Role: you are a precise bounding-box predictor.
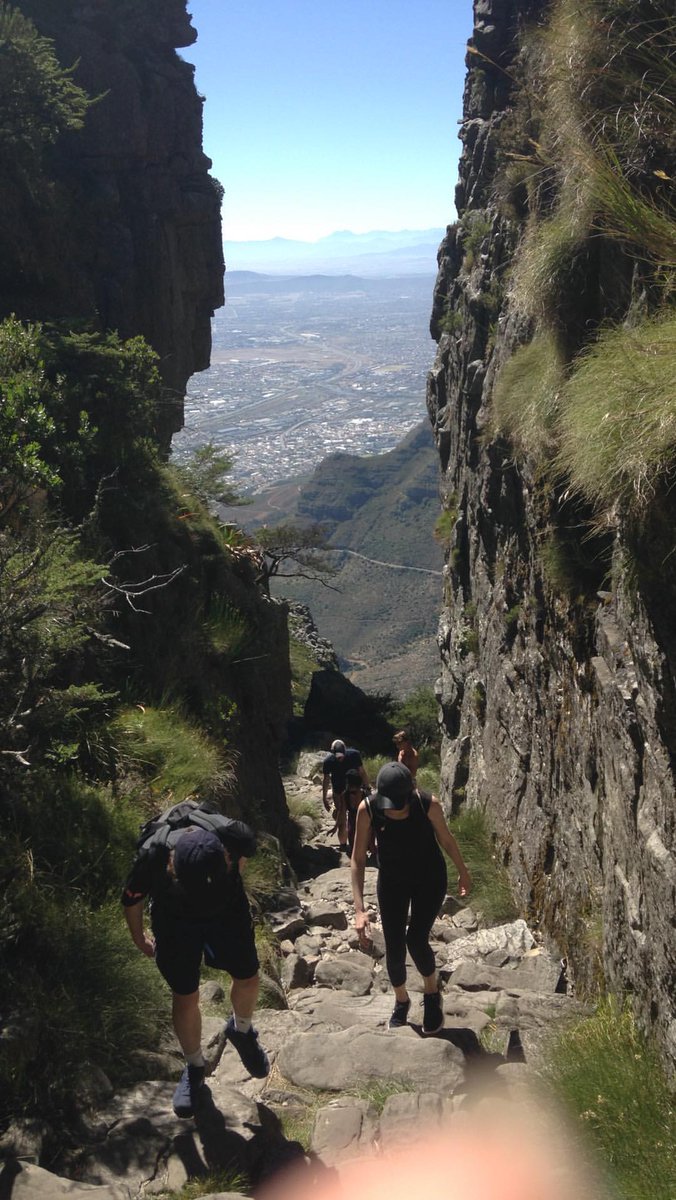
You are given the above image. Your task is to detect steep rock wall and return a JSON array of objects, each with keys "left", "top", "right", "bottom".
[
  {"left": 9, "top": 0, "right": 224, "bottom": 445},
  {"left": 428, "top": 0, "right": 676, "bottom": 1069}
]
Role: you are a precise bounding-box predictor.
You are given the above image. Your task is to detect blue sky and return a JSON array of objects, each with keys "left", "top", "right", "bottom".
[{"left": 183, "top": 1, "right": 473, "bottom": 242}]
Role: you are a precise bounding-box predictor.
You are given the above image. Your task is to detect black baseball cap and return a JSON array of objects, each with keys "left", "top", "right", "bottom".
[{"left": 374, "top": 762, "right": 413, "bottom": 810}]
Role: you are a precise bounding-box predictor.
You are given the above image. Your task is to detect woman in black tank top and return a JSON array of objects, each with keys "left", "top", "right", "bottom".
[{"left": 351, "top": 762, "right": 471, "bottom": 1033}]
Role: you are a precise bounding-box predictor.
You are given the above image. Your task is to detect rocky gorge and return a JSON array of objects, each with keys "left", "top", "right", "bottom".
[
  {"left": 427, "top": 0, "right": 676, "bottom": 1072},
  {"left": 0, "top": 762, "right": 597, "bottom": 1200},
  {"left": 1, "top": 0, "right": 674, "bottom": 1188}
]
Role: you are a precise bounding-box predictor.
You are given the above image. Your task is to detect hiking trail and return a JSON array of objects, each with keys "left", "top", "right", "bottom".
[{"left": 3, "top": 755, "right": 588, "bottom": 1200}]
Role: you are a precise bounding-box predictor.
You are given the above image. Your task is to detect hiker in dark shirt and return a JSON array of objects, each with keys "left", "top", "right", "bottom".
[
  {"left": 322, "top": 738, "right": 370, "bottom": 853},
  {"left": 122, "top": 818, "right": 270, "bottom": 1118},
  {"left": 351, "top": 762, "right": 471, "bottom": 1032}
]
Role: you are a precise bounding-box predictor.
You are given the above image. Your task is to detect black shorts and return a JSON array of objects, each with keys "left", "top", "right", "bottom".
[{"left": 151, "top": 908, "right": 259, "bottom": 995}]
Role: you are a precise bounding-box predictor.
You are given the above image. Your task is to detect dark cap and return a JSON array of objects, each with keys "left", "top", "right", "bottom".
[
  {"left": 173, "top": 827, "right": 226, "bottom": 889},
  {"left": 375, "top": 762, "right": 413, "bottom": 810},
  {"left": 330, "top": 739, "right": 346, "bottom": 755}
]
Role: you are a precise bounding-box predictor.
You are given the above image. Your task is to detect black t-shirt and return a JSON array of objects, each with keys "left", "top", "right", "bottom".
[{"left": 323, "top": 748, "right": 362, "bottom": 793}]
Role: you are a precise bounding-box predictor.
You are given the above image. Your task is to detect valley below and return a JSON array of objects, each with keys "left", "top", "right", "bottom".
[{"left": 174, "top": 272, "right": 444, "bottom": 696}]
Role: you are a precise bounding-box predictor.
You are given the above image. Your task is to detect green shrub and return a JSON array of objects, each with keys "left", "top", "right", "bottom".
[
  {"left": 242, "top": 835, "right": 285, "bottom": 913},
  {"left": 508, "top": 202, "right": 592, "bottom": 331},
  {"left": 288, "top": 633, "right": 322, "bottom": 716},
  {"left": 173, "top": 441, "right": 250, "bottom": 509},
  {"left": 3, "top": 773, "right": 139, "bottom": 906},
  {"left": 0, "top": 896, "right": 170, "bottom": 1120},
  {"left": 204, "top": 598, "right": 252, "bottom": 661},
  {"left": 492, "top": 331, "right": 564, "bottom": 461},
  {"left": 0, "top": 4, "right": 91, "bottom": 170},
  {"left": 111, "top": 704, "right": 231, "bottom": 807},
  {"left": 556, "top": 313, "right": 676, "bottom": 517},
  {"left": 433, "top": 494, "right": 458, "bottom": 546},
  {"left": 539, "top": 998, "right": 676, "bottom": 1200},
  {"left": 0, "top": 318, "right": 163, "bottom": 522},
  {"left": 416, "top": 763, "right": 441, "bottom": 795},
  {"left": 460, "top": 210, "right": 492, "bottom": 269},
  {"left": 362, "top": 753, "right": 389, "bottom": 786},
  {"left": 447, "top": 807, "right": 518, "bottom": 923},
  {"left": 438, "top": 305, "right": 463, "bottom": 336},
  {"left": 390, "top": 685, "right": 441, "bottom": 752}
]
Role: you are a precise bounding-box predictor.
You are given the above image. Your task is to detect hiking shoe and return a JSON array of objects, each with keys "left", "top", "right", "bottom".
[
  {"left": 172, "top": 1063, "right": 205, "bottom": 1118},
  {"left": 422, "top": 991, "right": 444, "bottom": 1035},
  {"left": 388, "top": 997, "right": 411, "bottom": 1029},
  {"left": 224, "top": 1016, "right": 270, "bottom": 1078}
]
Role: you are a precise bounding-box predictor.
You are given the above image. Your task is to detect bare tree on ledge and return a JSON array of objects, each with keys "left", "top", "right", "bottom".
[{"left": 255, "top": 522, "right": 339, "bottom": 590}]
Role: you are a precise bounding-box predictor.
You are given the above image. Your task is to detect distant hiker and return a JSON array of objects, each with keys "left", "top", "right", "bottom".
[
  {"left": 393, "top": 728, "right": 419, "bottom": 778},
  {"left": 122, "top": 802, "right": 270, "bottom": 1119},
  {"left": 322, "top": 738, "right": 370, "bottom": 853},
  {"left": 343, "top": 767, "right": 374, "bottom": 859},
  {"left": 351, "top": 762, "right": 471, "bottom": 1032}
]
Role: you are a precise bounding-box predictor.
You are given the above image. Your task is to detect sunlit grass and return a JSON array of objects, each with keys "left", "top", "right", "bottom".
[
  {"left": 447, "top": 808, "right": 518, "bottom": 923},
  {"left": 111, "top": 703, "right": 231, "bottom": 806},
  {"left": 492, "top": 331, "right": 564, "bottom": 461},
  {"left": 350, "top": 1077, "right": 417, "bottom": 1113},
  {"left": 156, "top": 1168, "right": 249, "bottom": 1200},
  {"left": 557, "top": 313, "right": 676, "bottom": 516},
  {"left": 204, "top": 597, "right": 252, "bottom": 661},
  {"left": 539, "top": 998, "right": 676, "bottom": 1200}
]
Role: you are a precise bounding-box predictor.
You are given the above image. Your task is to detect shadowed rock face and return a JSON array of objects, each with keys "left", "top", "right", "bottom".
[
  {"left": 7, "top": 0, "right": 224, "bottom": 447},
  {"left": 428, "top": 0, "right": 676, "bottom": 1071}
]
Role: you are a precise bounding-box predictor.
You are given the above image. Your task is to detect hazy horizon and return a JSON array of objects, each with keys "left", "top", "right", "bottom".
[
  {"left": 222, "top": 226, "right": 445, "bottom": 276},
  {"left": 182, "top": 2, "right": 472, "bottom": 242}
]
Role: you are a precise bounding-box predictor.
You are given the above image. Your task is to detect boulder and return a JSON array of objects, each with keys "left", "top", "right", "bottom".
[{"left": 277, "top": 1027, "right": 465, "bottom": 1094}]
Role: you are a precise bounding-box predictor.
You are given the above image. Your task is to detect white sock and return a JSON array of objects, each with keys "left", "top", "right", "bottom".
[
  {"left": 185, "top": 1048, "right": 205, "bottom": 1067},
  {"left": 233, "top": 1013, "right": 252, "bottom": 1033}
]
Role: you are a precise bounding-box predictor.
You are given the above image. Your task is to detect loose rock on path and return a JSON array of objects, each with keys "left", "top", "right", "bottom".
[{"left": 1, "top": 761, "right": 588, "bottom": 1199}]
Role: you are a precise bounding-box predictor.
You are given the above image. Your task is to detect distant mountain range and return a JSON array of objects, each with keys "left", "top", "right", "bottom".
[{"left": 224, "top": 228, "right": 446, "bottom": 277}]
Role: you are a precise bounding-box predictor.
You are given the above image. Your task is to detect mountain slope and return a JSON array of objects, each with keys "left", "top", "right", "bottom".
[{"left": 242, "top": 422, "right": 444, "bottom": 697}]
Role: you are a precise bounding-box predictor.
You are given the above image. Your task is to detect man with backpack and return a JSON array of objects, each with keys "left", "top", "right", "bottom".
[
  {"left": 122, "top": 800, "right": 270, "bottom": 1119},
  {"left": 321, "top": 739, "right": 370, "bottom": 853}
]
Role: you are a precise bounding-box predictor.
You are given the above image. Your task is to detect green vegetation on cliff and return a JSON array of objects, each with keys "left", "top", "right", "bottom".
[
  {"left": 0, "top": 316, "right": 289, "bottom": 1126},
  {"left": 493, "top": 0, "right": 676, "bottom": 533},
  {"left": 0, "top": 0, "right": 289, "bottom": 1140}
]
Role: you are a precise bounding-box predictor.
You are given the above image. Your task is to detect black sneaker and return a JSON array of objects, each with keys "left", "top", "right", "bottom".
[
  {"left": 388, "top": 997, "right": 411, "bottom": 1029},
  {"left": 172, "top": 1063, "right": 205, "bottom": 1118},
  {"left": 422, "top": 991, "right": 444, "bottom": 1035},
  {"left": 225, "top": 1015, "right": 270, "bottom": 1078}
]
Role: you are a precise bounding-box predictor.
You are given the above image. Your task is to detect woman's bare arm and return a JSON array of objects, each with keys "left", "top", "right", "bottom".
[
  {"left": 351, "top": 801, "right": 373, "bottom": 945},
  {"left": 427, "top": 797, "right": 472, "bottom": 897}
]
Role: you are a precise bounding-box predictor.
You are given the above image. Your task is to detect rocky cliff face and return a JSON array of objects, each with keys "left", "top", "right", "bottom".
[
  {"left": 9, "top": 0, "right": 224, "bottom": 445},
  {"left": 428, "top": 0, "right": 676, "bottom": 1070}
]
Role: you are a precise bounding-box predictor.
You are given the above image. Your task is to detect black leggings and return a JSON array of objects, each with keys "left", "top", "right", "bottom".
[{"left": 377, "top": 857, "right": 447, "bottom": 988}]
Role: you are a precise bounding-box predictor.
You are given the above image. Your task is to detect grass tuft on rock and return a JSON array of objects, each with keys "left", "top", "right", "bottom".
[
  {"left": 492, "top": 331, "right": 564, "bottom": 461},
  {"left": 557, "top": 313, "right": 676, "bottom": 517},
  {"left": 447, "top": 808, "right": 518, "bottom": 924},
  {"left": 111, "top": 703, "right": 232, "bottom": 808},
  {"left": 539, "top": 997, "right": 676, "bottom": 1200}
]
